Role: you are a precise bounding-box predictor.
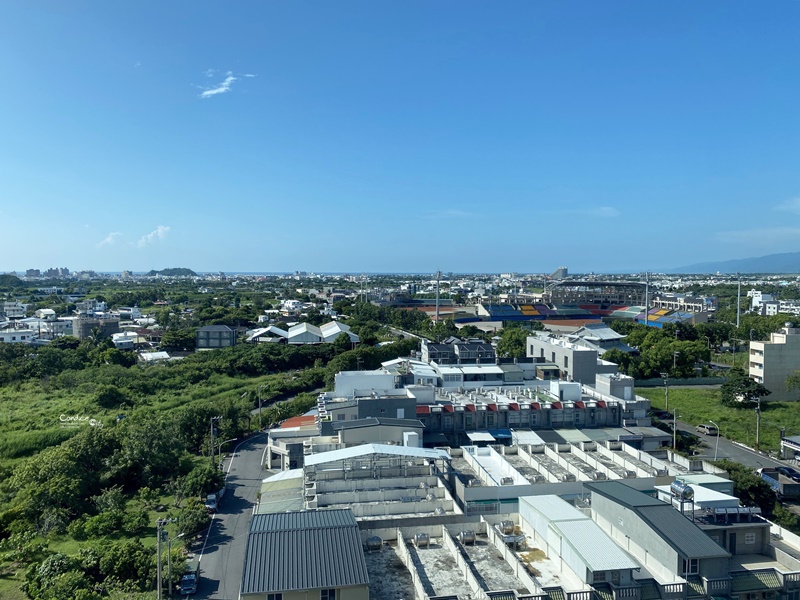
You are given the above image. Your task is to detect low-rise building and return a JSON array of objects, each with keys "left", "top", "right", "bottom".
[
  {"left": 240, "top": 510, "right": 370, "bottom": 600},
  {"left": 196, "top": 325, "right": 237, "bottom": 349}
]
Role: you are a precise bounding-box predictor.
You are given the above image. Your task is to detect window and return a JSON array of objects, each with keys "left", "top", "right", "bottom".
[
  {"left": 564, "top": 356, "right": 569, "bottom": 368},
  {"left": 321, "top": 590, "right": 336, "bottom": 600},
  {"left": 337, "top": 414, "right": 346, "bottom": 420},
  {"left": 267, "top": 594, "right": 283, "bottom": 600},
  {"left": 593, "top": 571, "right": 606, "bottom": 583},
  {"left": 745, "top": 532, "right": 756, "bottom": 545},
  {"left": 682, "top": 558, "right": 699, "bottom": 575},
  {"left": 443, "top": 416, "right": 453, "bottom": 429}
]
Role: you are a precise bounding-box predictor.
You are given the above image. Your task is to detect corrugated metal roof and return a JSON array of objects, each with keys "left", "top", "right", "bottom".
[
  {"left": 636, "top": 505, "right": 729, "bottom": 559},
  {"left": 304, "top": 443, "right": 450, "bottom": 466},
  {"left": 331, "top": 417, "right": 424, "bottom": 431},
  {"left": 556, "top": 520, "right": 640, "bottom": 572},
  {"left": 585, "top": 482, "right": 665, "bottom": 508},
  {"left": 521, "top": 495, "right": 589, "bottom": 522},
  {"left": 588, "top": 483, "right": 729, "bottom": 558},
  {"left": 730, "top": 570, "right": 782, "bottom": 592},
  {"left": 241, "top": 509, "right": 369, "bottom": 594},
  {"left": 250, "top": 508, "right": 357, "bottom": 532}
]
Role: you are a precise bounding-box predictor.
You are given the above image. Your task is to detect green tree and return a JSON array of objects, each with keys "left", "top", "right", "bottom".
[
  {"left": 716, "top": 460, "right": 776, "bottom": 512},
  {"left": 333, "top": 332, "right": 353, "bottom": 353},
  {"left": 496, "top": 327, "right": 529, "bottom": 358},
  {"left": 160, "top": 328, "right": 197, "bottom": 351},
  {"left": 721, "top": 368, "right": 771, "bottom": 408},
  {"left": 787, "top": 370, "right": 800, "bottom": 394}
]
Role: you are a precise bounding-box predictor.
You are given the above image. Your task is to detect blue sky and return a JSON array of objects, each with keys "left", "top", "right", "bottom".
[{"left": 2, "top": 1, "right": 799, "bottom": 274}]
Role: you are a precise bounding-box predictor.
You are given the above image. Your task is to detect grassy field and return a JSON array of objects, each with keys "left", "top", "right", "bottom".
[
  {"left": 0, "top": 370, "right": 316, "bottom": 467},
  {"left": 636, "top": 386, "right": 799, "bottom": 453}
]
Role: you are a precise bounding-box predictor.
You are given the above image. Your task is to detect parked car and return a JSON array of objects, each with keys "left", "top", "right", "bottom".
[
  {"left": 695, "top": 424, "right": 719, "bottom": 436},
  {"left": 777, "top": 466, "right": 800, "bottom": 483}
]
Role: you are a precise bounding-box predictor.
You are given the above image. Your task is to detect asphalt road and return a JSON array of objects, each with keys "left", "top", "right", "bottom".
[
  {"left": 674, "top": 419, "right": 785, "bottom": 470},
  {"left": 191, "top": 432, "right": 267, "bottom": 600}
]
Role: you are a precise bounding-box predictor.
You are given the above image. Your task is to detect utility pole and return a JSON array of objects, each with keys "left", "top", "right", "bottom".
[
  {"left": 661, "top": 372, "right": 669, "bottom": 411},
  {"left": 755, "top": 397, "right": 762, "bottom": 453},
  {"left": 156, "top": 518, "right": 176, "bottom": 600},
  {"left": 435, "top": 270, "right": 441, "bottom": 323},
  {"left": 736, "top": 273, "right": 741, "bottom": 329},
  {"left": 644, "top": 272, "right": 650, "bottom": 328}
]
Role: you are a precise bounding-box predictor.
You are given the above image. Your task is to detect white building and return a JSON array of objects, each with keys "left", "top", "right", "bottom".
[{"left": 749, "top": 323, "right": 800, "bottom": 401}]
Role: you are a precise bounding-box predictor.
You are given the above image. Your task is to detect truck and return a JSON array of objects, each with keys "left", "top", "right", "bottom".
[
  {"left": 756, "top": 467, "right": 800, "bottom": 499},
  {"left": 203, "top": 486, "right": 226, "bottom": 514},
  {"left": 179, "top": 556, "right": 199, "bottom": 596}
]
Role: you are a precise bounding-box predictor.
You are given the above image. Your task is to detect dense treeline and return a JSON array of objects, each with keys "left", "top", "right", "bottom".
[{"left": 0, "top": 334, "right": 420, "bottom": 598}]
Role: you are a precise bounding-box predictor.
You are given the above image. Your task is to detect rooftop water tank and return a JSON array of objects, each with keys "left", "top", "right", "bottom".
[
  {"left": 457, "top": 530, "right": 476, "bottom": 545},
  {"left": 671, "top": 480, "right": 694, "bottom": 501},
  {"left": 414, "top": 533, "right": 430, "bottom": 548},
  {"left": 365, "top": 536, "right": 382, "bottom": 552}
]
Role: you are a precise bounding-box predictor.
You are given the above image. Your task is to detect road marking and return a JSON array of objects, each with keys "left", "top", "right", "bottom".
[{"left": 196, "top": 433, "right": 267, "bottom": 564}]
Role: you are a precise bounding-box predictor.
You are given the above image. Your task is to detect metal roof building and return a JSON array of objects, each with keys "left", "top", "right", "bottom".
[
  {"left": 519, "top": 495, "right": 640, "bottom": 584},
  {"left": 240, "top": 509, "right": 369, "bottom": 599}
]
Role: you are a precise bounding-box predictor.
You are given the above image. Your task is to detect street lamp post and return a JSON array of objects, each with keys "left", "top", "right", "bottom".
[
  {"left": 673, "top": 351, "right": 679, "bottom": 373},
  {"left": 661, "top": 372, "right": 669, "bottom": 411},
  {"left": 755, "top": 397, "right": 762, "bottom": 453},
  {"left": 156, "top": 518, "right": 176, "bottom": 600},
  {"left": 210, "top": 416, "right": 222, "bottom": 467},
  {"left": 673, "top": 412, "right": 680, "bottom": 451},
  {"left": 218, "top": 438, "right": 238, "bottom": 469},
  {"left": 166, "top": 532, "right": 184, "bottom": 599},
  {"left": 709, "top": 420, "right": 720, "bottom": 461},
  {"left": 257, "top": 383, "right": 267, "bottom": 431}
]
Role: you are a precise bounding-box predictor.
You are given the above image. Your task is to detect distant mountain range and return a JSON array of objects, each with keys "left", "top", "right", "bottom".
[{"left": 671, "top": 252, "right": 800, "bottom": 274}]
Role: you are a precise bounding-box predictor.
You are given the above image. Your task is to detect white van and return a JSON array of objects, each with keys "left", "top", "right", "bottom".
[{"left": 695, "top": 423, "right": 718, "bottom": 436}]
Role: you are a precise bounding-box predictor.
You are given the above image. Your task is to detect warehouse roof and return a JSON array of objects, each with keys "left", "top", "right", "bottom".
[
  {"left": 331, "top": 417, "right": 424, "bottom": 431},
  {"left": 241, "top": 509, "right": 369, "bottom": 595},
  {"left": 304, "top": 443, "right": 450, "bottom": 466},
  {"left": 586, "top": 482, "right": 729, "bottom": 559}
]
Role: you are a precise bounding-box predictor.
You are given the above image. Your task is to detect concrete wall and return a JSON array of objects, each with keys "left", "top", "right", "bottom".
[{"left": 338, "top": 424, "right": 423, "bottom": 445}]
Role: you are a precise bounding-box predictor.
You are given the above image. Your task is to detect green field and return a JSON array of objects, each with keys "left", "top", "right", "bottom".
[{"left": 636, "top": 386, "right": 798, "bottom": 453}]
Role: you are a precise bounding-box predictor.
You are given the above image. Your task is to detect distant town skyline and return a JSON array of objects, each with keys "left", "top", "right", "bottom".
[{"left": 2, "top": 2, "right": 799, "bottom": 273}]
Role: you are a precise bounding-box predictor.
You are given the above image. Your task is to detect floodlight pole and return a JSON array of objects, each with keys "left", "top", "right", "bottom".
[{"left": 661, "top": 372, "right": 669, "bottom": 411}]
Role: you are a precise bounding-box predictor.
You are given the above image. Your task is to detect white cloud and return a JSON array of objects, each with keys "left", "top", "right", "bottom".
[
  {"left": 200, "top": 71, "right": 237, "bottom": 98},
  {"left": 138, "top": 225, "right": 171, "bottom": 247},
  {"left": 715, "top": 227, "right": 800, "bottom": 244},
  {"left": 198, "top": 70, "right": 257, "bottom": 98},
  {"left": 97, "top": 232, "right": 122, "bottom": 247},
  {"left": 425, "top": 208, "right": 480, "bottom": 219},
  {"left": 775, "top": 197, "right": 800, "bottom": 215}
]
